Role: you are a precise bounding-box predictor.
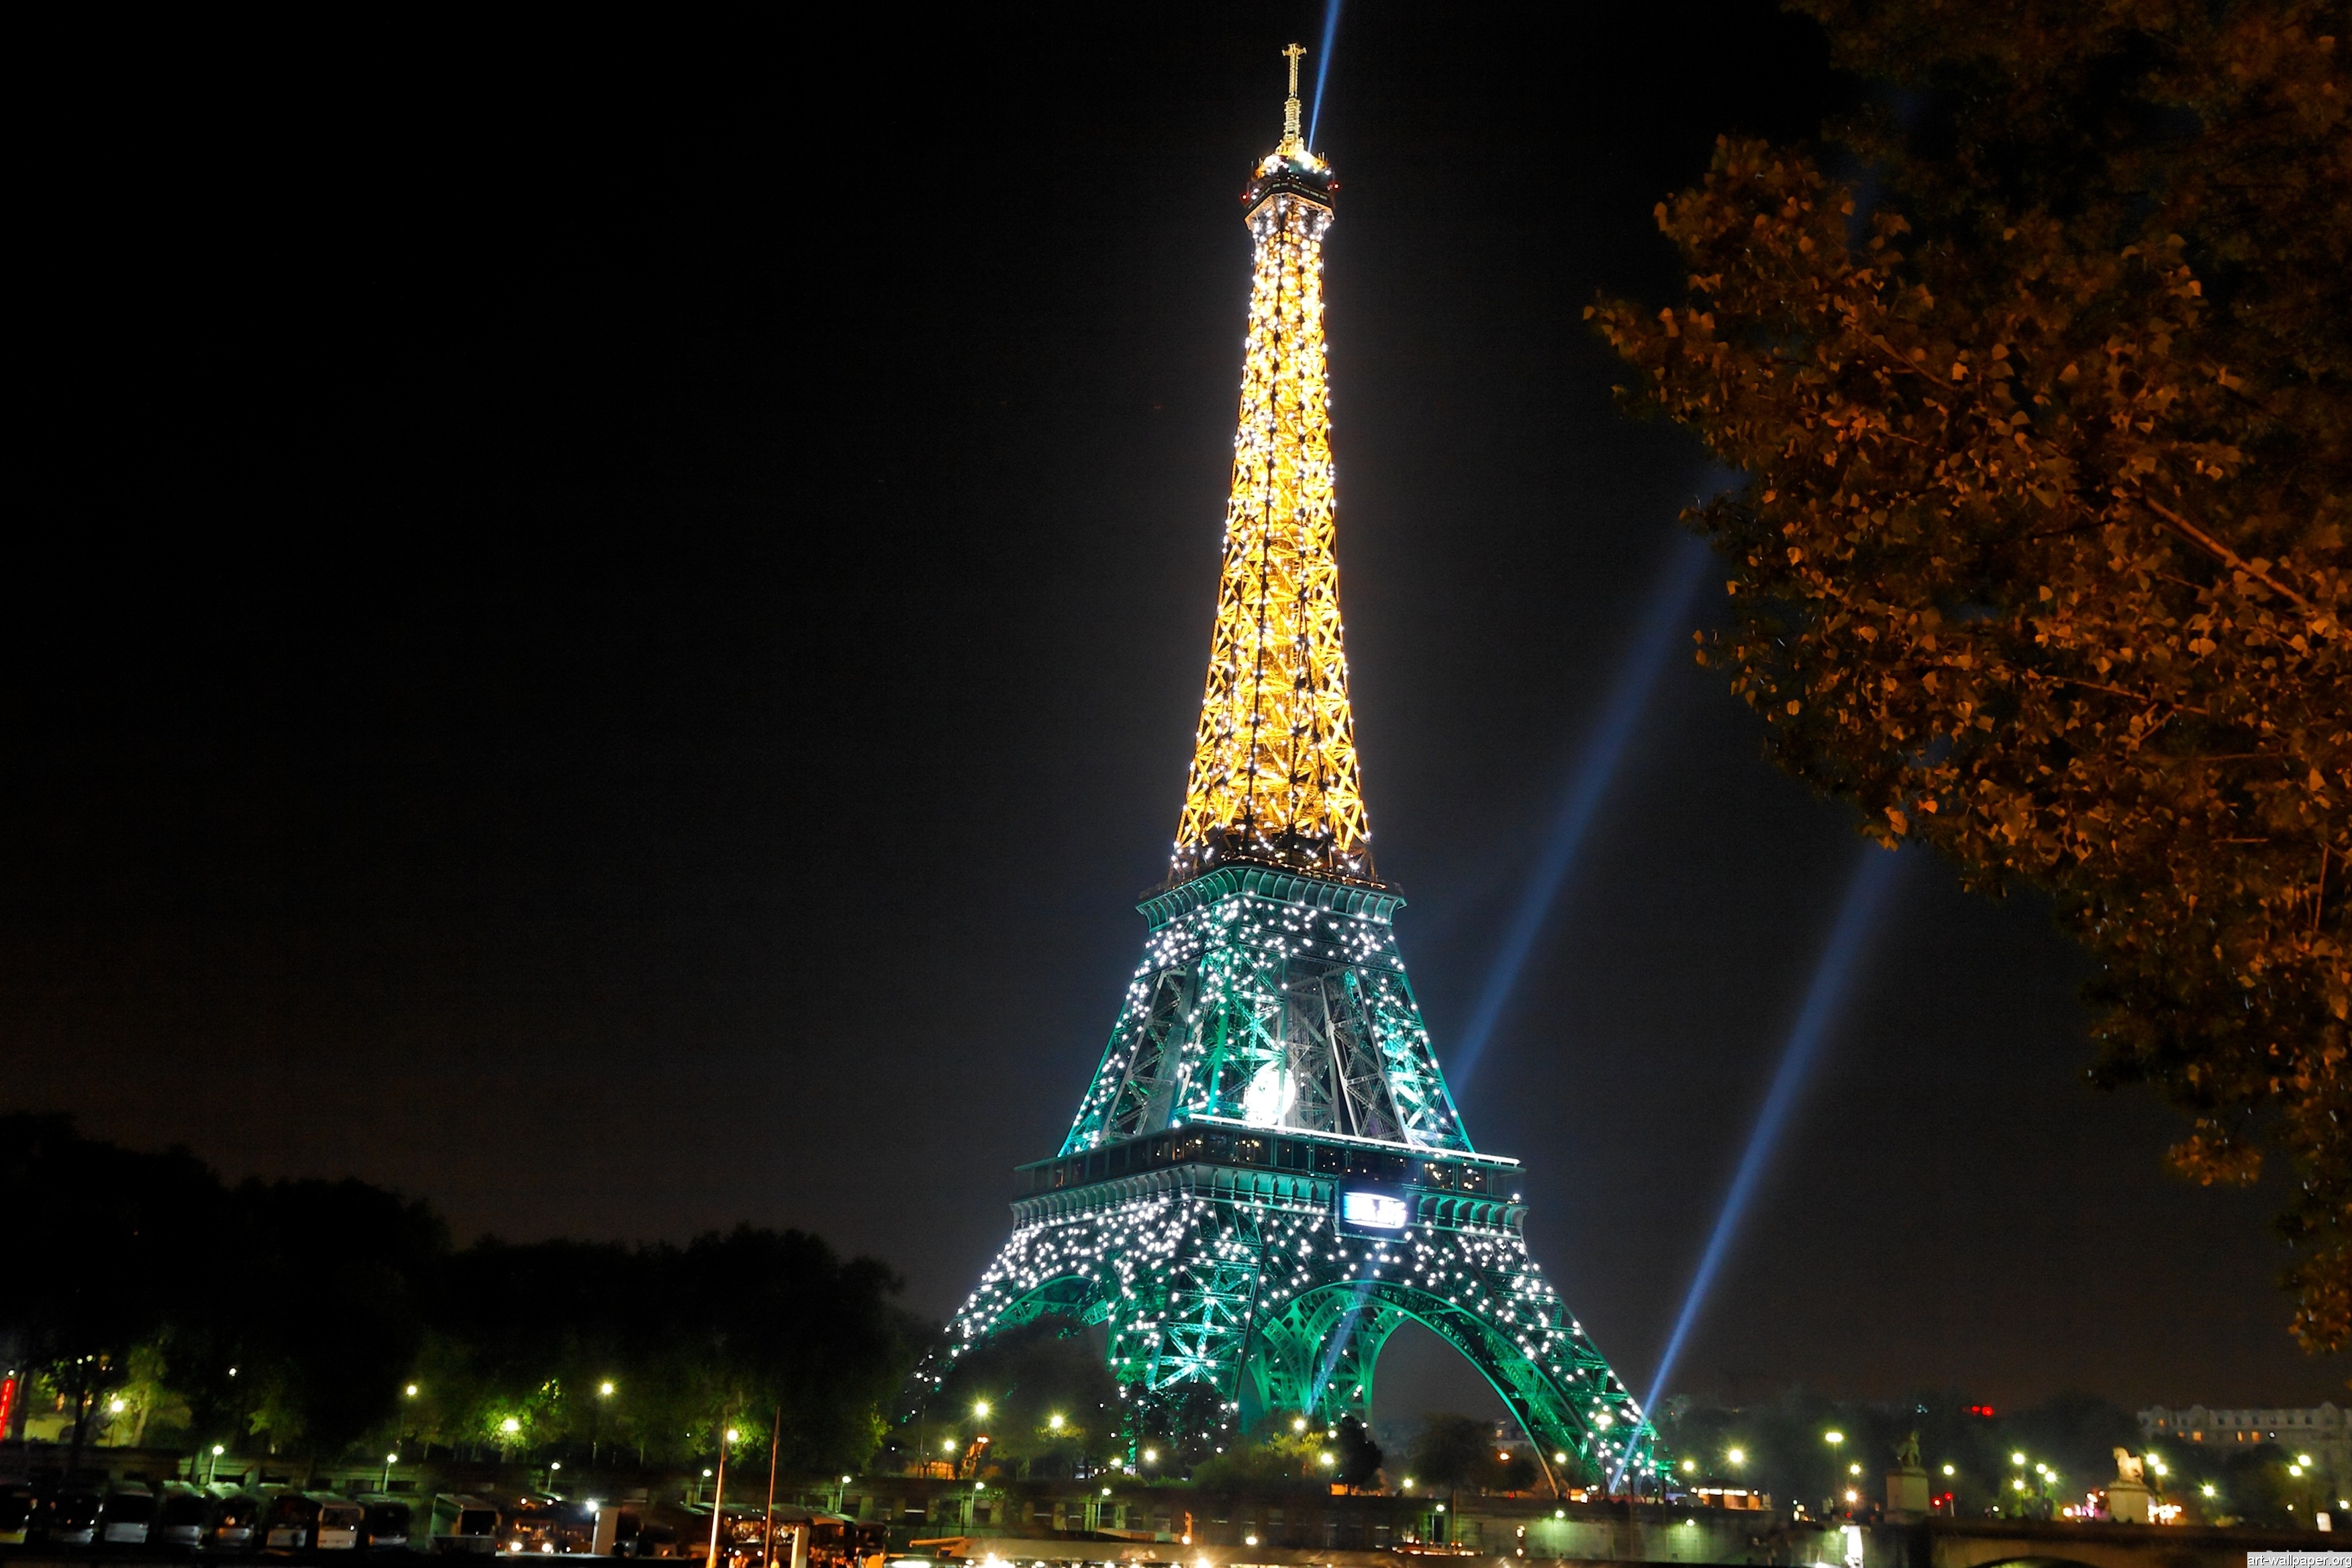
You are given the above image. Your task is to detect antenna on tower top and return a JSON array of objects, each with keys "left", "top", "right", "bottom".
[{"left": 1279, "top": 43, "right": 1306, "bottom": 153}]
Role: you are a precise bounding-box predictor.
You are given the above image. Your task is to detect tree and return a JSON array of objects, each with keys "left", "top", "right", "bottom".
[
  {"left": 1591, "top": 0, "right": 2349, "bottom": 1346},
  {"left": 1405, "top": 1414, "right": 1536, "bottom": 1493},
  {"left": 1331, "top": 1415, "right": 1383, "bottom": 1489}
]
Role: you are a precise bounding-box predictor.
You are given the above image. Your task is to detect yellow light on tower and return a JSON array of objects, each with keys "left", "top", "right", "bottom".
[{"left": 1171, "top": 49, "right": 1366, "bottom": 888}]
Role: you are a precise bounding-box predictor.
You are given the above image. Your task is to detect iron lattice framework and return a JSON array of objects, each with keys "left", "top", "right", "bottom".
[
  {"left": 1172, "top": 46, "right": 1367, "bottom": 887},
  {"left": 929, "top": 50, "right": 1665, "bottom": 1496}
]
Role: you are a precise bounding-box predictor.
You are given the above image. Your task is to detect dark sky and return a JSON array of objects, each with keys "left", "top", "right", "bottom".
[{"left": 13, "top": 4, "right": 2330, "bottom": 1420}]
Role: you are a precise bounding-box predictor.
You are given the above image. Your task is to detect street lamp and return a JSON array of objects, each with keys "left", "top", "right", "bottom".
[
  {"left": 383, "top": 1455, "right": 399, "bottom": 1491},
  {"left": 1048, "top": 1414, "right": 1064, "bottom": 1431},
  {"left": 600, "top": 1381, "right": 616, "bottom": 1398},
  {"left": 973, "top": 1402, "right": 989, "bottom": 1420},
  {"left": 209, "top": 1445, "right": 225, "bottom": 1485},
  {"left": 1727, "top": 1449, "right": 1745, "bottom": 1466}
]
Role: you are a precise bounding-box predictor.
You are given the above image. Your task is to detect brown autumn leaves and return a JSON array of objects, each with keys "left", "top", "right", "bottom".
[{"left": 1591, "top": 0, "right": 2348, "bottom": 1346}]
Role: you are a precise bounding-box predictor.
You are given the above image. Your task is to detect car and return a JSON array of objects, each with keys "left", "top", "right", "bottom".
[{"left": 102, "top": 1482, "right": 158, "bottom": 1545}]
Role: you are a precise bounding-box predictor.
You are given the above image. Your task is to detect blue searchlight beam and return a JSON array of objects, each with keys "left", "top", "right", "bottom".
[
  {"left": 1444, "top": 532, "right": 1712, "bottom": 1099},
  {"left": 1308, "top": 0, "right": 1343, "bottom": 147},
  {"left": 1612, "top": 840, "right": 1905, "bottom": 1489}
]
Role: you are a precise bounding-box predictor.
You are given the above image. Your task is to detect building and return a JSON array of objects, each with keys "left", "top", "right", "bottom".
[{"left": 2139, "top": 1404, "right": 2349, "bottom": 1479}]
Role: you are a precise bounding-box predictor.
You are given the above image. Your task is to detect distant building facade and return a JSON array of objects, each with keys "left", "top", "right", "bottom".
[{"left": 2138, "top": 1404, "right": 2348, "bottom": 1479}]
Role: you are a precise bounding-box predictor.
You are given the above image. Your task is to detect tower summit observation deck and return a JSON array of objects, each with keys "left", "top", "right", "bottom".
[{"left": 933, "top": 47, "right": 1666, "bottom": 1494}]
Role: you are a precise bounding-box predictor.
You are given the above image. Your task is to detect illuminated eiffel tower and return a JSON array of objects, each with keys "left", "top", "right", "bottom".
[{"left": 936, "top": 47, "right": 1664, "bottom": 1494}]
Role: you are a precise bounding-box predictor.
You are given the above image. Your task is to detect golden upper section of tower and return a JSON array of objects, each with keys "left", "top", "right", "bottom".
[{"left": 1171, "top": 44, "right": 1369, "bottom": 887}]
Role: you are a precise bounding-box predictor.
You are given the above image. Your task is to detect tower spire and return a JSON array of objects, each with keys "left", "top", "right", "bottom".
[
  {"left": 1280, "top": 42, "right": 1306, "bottom": 154},
  {"left": 1173, "top": 57, "right": 1359, "bottom": 886}
]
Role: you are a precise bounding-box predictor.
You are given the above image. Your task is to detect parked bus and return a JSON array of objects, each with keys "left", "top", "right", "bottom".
[
  {"left": 314, "top": 1494, "right": 366, "bottom": 1550},
  {"left": 263, "top": 1490, "right": 324, "bottom": 1549},
  {"left": 101, "top": 1483, "right": 156, "bottom": 1545},
  {"left": 0, "top": 1485, "right": 34, "bottom": 1547},
  {"left": 156, "top": 1483, "right": 211, "bottom": 1548},
  {"left": 431, "top": 1493, "right": 501, "bottom": 1554},
  {"left": 206, "top": 1488, "right": 260, "bottom": 1551},
  {"left": 361, "top": 1496, "right": 413, "bottom": 1549}
]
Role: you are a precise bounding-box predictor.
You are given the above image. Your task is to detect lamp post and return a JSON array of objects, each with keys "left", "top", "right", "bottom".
[
  {"left": 383, "top": 1454, "right": 398, "bottom": 1492},
  {"left": 705, "top": 1424, "right": 737, "bottom": 1568},
  {"left": 761, "top": 1408, "right": 780, "bottom": 1568},
  {"left": 208, "top": 1445, "right": 225, "bottom": 1485}
]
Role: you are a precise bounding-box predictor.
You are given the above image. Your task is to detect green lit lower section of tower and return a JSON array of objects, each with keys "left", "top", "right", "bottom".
[{"left": 934, "top": 867, "right": 1665, "bottom": 1493}]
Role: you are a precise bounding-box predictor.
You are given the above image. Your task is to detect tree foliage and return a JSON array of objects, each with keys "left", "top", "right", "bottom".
[
  {"left": 0, "top": 1115, "right": 912, "bottom": 1471},
  {"left": 910, "top": 1314, "right": 1120, "bottom": 1474},
  {"left": 1590, "top": 0, "right": 2349, "bottom": 1345}
]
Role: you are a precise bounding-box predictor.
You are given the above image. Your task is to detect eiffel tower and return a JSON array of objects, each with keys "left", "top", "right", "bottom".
[{"left": 934, "top": 46, "right": 1665, "bottom": 1496}]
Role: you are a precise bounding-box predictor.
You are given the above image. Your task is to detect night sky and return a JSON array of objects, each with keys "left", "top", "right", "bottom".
[{"left": 13, "top": 3, "right": 2332, "bottom": 1420}]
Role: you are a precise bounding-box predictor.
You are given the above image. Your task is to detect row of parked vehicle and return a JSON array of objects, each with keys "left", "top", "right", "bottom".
[{"left": 0, "top": 1482, "right": 503, "bottom": 1553}]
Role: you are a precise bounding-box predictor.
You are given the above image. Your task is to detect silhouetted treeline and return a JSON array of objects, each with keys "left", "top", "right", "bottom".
[{"left": 0, "top": 1114, "right": 919, "bottom": 1471}]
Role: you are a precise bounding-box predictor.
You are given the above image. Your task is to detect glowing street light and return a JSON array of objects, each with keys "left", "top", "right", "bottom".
[
  {"left": 1942, "top": 1464, "right": 1955, "bottom": 1477},
  {"left": 1048, "top": 1414, "right": 1065, "bottom": 1431},
  {"left": 1681, "top": 1460, "right": 1698, "bottom": 1475},
  {"left": 599, "top": 1381, "right": 616, "bottom": 1398},
  {"left": 973, "top": 1402, "right": 990, "bottom": 1420},
  {"left": 1824, "top": 1431, "right": 1845, "bottom": 1447},
  {"left": 2201, "top": 1485, "right": 2216, "bottom": 1499},
  {"left": 405, "top": 1385, "right": 420, "bottom": 1398},
  {"left": 382, "top": 1454, "right": 399, "bottom": 1489},
  {"left": 1142, "top": 1449, "right": 1157, "bottom": 1464},
  {"left": 1318, "top": 1453, "right": 1335, "bottom": 1468},
  {"left": 1849, "top": 1464, "right": 1861, "bottom": 1476},
  {"left": 2010, "top": 1452, "right": 2026, "bottom": 1467},
  {"left": 500, "top": 1418, "right": 522, "bottom": 1436},
  {"left": 1727, "top": 1449, "right": 1746, "bottom": 1466}
]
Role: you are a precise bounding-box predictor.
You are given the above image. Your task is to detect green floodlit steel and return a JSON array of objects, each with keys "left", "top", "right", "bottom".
[
  {"left": 932, "top": 869, "right": 1665, "bottom": 1492},
  {"left": 921, "top": 51, "right": 1666, "bottom": 1496}
]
